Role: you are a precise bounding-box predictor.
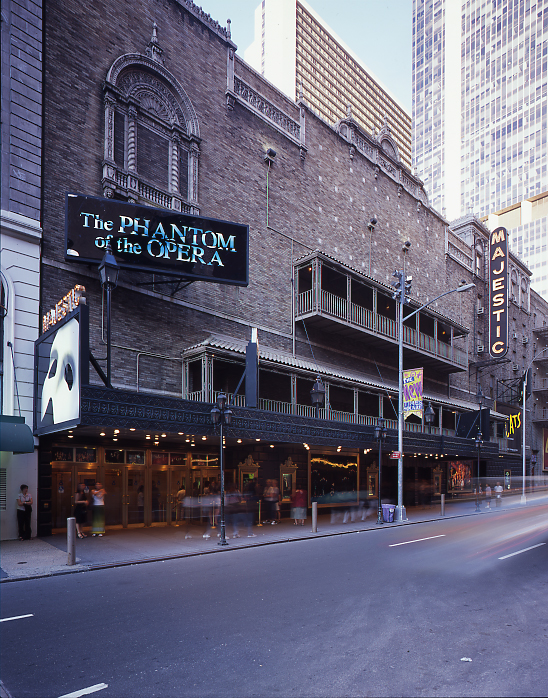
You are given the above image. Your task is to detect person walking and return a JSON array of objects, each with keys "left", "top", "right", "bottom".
[
  {"left": 175, "top": 484, "right": 186, "bottom": 526},
  {"left": 91, "top": 482, "right": 106, "bottom": 536},
  {"left": 494, "top": 481, "right": 503, "bottom": 508},
  {"left": 74, "top": 483, "right": 89, "bottom": 537},
  {"left": 291, "top": 487, "right": 307, "bottom": 526},
  {"left": 16, "top": 484, "right": 32, "bottom": 540},
  {"left": 484, "top": 483, "right": 492, "bottom": 510}
]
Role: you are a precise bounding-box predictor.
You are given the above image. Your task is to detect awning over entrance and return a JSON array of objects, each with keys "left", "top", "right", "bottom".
[{"left": 0, "top": 416, "right": 35, "bottom": 454}]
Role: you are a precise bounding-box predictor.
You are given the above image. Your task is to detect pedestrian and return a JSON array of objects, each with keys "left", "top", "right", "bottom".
[
  {"left": 137, "top": 485, "right": 144, "bottom": 523},
  {"left": 494, "top": 481, "right": 503, "bottom": 507},
  {"left": 74, "top": 483, "right": 89, "bottom": 537},
  {"left": 243, "top": 479, "right": 257, "bottom": 537},
  {"left": 291, "top": 487, "right": 307, "bottom": 525},
  {"left": 16, "top": 484, "right": 32, "bottom": 540},
  {"left": 91, "top": 482, "right": 106, "bottom": 536},
  {"left": 485, "top": 483, "right": 492, "bottom": 510},
  {"left": 175, "top": 484, "right": 186, "bottom": 526},
  {"left": 263, "top": 479, "right": 280, "bottom": 524}
]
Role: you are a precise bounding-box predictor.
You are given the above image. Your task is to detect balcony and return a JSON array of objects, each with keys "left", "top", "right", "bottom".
[{"left": 295, "top": 253, "right": 469, "bottom": 373}]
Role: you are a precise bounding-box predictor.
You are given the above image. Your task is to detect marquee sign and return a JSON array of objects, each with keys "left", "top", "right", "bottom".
[
  {"left": 65, "top": 194, "right": 249, "bottom": 286},
  {"left": 489, "top": 226, "right": 508, "bottom": 357}
]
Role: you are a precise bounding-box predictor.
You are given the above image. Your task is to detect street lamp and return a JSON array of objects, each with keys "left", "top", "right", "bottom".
[
  {"left": 475, "top": 385, "right": 483, "bottom": 513},
  {"left": 395, "top": 271, "right": 475, "bottom": 522},
  {"left": 310, "top": 375, "right": 325, "bottom": 418},
  {"left": 210, "top": 393, "right": 232, "bottom": 546},
  {"left": 98, "top": 240, "right": 119, "bottom": 388},
  {"left": 424, "top": 402, "right": 435, "bottom": 434},
  {"left": 374, "top": 417, "right": 387, "bottom": 524}
]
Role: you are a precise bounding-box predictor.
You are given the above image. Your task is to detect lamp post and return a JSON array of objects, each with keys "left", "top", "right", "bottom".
[
  {"left": 521, "top": 347, "right": 548, "bottom": 504},
  {"left": 394, "top": 274, "right": 475, "bottom": 522},
  {"left": 424, "top": 401, "right": 435, "bottom": 434},
  {"left": 310, "top": 375, "right": 325, "bottom": 418},
  {"left": 475, "top": 385, "right": 483, "bottom": 513},
  {"left": 98, "top": 240, "right": 119, "bottom": 389},
  {"left": 374, "top": 417, "right": 387, "bottom": 524},
  {"left": 210, "top": 393, "right": 232, "bottom": 546}
]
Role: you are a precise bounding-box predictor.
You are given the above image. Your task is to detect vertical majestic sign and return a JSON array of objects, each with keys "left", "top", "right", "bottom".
[
  {"left": 403, "top": 368, "right": 423, "bottom": 420},
  {"left": 489, "top": 226, "right": 509, "bottom": 357}
]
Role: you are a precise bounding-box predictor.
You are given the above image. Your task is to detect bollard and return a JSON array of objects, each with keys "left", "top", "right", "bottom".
[
  {"left": 257, "top": 500, "right": 263, "bottom": 526},
  {"left": 312, "top": 501, "right": 318, "bottom": 533},
  {"left": 67, "top": 517, "right": 76, "bottom": 566},
  {"left": 440, "top": 494, "right": 445, "bottom": 517}
]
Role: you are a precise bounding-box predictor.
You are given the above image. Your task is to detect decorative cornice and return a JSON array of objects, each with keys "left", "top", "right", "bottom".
[{"left": 0, "top": 210, "right": 42, "bottom": 243}]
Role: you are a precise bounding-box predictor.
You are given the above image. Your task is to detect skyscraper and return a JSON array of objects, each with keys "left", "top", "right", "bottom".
[
  {"left": 245, "top": 0, "right": 412, "bottom": 168},
  {"left": 412, "top": 0, "right": 548, "bottom": 299}
]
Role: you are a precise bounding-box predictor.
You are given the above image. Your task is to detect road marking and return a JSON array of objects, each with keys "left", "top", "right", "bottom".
[
  {"left": 389, "top": 534, "right": 446, "bottom": 547},
  {"left": 0, "top": 614, "right": 34, "bottom": 623},
  {"left": 498, "top": 543, "right": 546, "bottom": 560},
  {"left": 58, "top": 684, "right": 108, "bottom": 698}
]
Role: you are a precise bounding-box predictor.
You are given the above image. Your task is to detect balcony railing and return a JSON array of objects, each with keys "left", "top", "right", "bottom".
[
  {"left": 297, "top": 289, "right": 467, "bottom": 367},
  {"left": 187, "top": 392, "right": 461, "bottom": 437}
]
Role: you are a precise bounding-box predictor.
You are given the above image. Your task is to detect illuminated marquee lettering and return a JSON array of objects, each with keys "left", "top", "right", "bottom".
[
  {"left": 489, "top": 226, "right": 508, "bottom": 357},
  {"left": 42, "top": 285, "right": 85, "bottom": 334}
]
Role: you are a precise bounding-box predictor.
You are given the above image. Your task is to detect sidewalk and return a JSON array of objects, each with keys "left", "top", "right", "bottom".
[{"left": 2, "top": 493, "right": 546, "bottom": 582}]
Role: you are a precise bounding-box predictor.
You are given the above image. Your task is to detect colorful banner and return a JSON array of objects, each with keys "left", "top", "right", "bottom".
[{"left": 403, "top": 368, "right": 423, "bottom": 420}]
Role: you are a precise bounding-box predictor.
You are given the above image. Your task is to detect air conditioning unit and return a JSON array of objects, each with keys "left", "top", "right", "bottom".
[
  {"left": 477, "top": 307, "right": 484, "bottom": 316},
  {"left": 512, "top": 332, "right": 518, "bottom": 339},
  {"left": 477, "top": 345, "right": 485, "bottom": 353},
  {"left": 522, "top": 336, "right": 529, "bottom": 345},
  {"left": 512, "top": 363, "right": 520, "bottom": 371}
]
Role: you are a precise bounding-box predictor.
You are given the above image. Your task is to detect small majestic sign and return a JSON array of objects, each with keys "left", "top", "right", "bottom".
[
  {"left": 403, "top": 367, "right": 423, "bottom": 420},
  {"left": 65, "top": 194, "right": 249, "bottom": 286},
  {"left": 42, "top": 285, "right": 85, "bottom": 334},
  {"left": 489, "top": 226, "right": 508, "bottom": 357}
]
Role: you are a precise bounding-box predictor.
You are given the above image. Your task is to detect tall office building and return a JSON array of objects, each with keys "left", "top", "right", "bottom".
[
  {"left": 245, "top": 0, "right": 412, "bottom": 169},
  {"left": 412, "top": 0, "right": 548, "bottom": 299}
]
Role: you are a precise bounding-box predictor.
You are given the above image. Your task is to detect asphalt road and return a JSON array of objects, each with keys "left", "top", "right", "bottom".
[{"left": 2, "top": 506, "right": 547, "bottom": 698}]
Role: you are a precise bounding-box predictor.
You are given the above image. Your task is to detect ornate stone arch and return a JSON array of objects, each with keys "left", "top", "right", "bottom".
[
  {"left": 102, "top": 27, "right": 201, "bottom": 214},
  {"left": 376, "top": 116, "right": 401, "bottom": 164}
]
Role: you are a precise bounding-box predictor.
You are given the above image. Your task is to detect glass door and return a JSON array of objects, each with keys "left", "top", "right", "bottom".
[
  {"left": 169, "top": 470, "right": 187, "bottom": 525},
  {"left": 151, "top": 469, "right": 168, "bottom": 524},
  {"left": 126, "top": 468, "right": 146, "bottom": 526},
  {"left": 52, "top": 467, "right": 73, "bottom": 529},
  {"left": 104, "top": 468, "right": 123, "bottom": 526}
]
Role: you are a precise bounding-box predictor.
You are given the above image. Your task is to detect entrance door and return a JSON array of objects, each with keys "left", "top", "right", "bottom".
[
  {"left": 151, "top": 468, "right": 168, "bottom": 524},
  {"left": 104, "top": 468, "right": 123, "bottom": 527},
  {"left": 169, "top": 469, "right": 187, "bottom": 524},
  {"left": 52, "top": 468, "right": 73, "bottom": 529},
  {"left": 126, "top": 468, "right": 146, "bottom": 526}
]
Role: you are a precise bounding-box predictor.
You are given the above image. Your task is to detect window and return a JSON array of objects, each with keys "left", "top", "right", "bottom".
[{"left": 102, "top": 42, "right": 200, "bottom": 215}]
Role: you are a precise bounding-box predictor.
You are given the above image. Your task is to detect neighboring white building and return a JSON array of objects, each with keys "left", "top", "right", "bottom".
[
  {"left": 245, "top": 0, "right": 412, "bottom": 168},
  {"left": 412, "top": 0, "right": 548, "bottom": 300},
  {"left": 1, "top": 0, "right": 42, "bottom": 539}
]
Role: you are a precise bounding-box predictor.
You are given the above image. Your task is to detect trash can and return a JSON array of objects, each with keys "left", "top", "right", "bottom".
[{"left": 382, "top": 503, "right": 395, "bottom": 523}]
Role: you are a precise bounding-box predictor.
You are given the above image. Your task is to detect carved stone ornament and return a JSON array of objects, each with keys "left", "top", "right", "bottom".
[
  {"left": 238, "top": 454, "right": 259, "bottom": 470},
  {"left": 145, "top": 22, "right": 164, "bottom": 65}
]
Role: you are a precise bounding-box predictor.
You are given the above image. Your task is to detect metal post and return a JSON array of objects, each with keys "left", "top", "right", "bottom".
[
  {"left": 440, "top": 493, "right": 445, "bottom": 516},
  {"left": 521, "top": 374, "right": 527, "bottom": 504},
  {"left": 396, "top": 286, "right": 406, "bottom": 521},
  {"left": 311, "top": 501, "right": 318, "bottom": 532},
  {"left": 67, "top": 517, "right": 76, "bottom": 566},
  {"left": 218, "top": 419, "right": 228, "bottom": 545},
  {"left": 257, "top": 499, "right": 263, "bottom": 526},
  {"left": 106, "top": 285, "right": 112, "bottom": 388},
  {"left": 475, "top": 436, "right": 482, "bottom": 513},
  {"left": 377, "top": 431, "right": 384, "bottom": 525}
]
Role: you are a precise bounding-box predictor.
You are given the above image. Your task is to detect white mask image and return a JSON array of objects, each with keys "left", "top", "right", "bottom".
[{"left": 41, "top": 318, "right": 80, "bottom": 425}]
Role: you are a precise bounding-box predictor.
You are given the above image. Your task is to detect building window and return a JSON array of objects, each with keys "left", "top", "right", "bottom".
[{"left": 102, "top": 52, "right": 201, "bottom": 214}]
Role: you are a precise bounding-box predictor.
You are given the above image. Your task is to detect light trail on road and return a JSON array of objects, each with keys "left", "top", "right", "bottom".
[{"left": 57, "top": 683, "right": 108, "bottom": 698}]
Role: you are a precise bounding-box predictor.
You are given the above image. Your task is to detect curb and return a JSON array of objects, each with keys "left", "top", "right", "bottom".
[{"left": 0, "top": 508, "right": 486, "bottom": 584}]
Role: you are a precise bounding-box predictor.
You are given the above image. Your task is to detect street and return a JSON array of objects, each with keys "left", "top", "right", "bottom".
[{"left": 1, "top": 505, "right": 547, "bottom": 698}]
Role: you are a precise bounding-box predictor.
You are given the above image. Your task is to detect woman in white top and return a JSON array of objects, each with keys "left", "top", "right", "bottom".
[
  {"left": 16, "top": 484, "right": 33, "bottom": 540},
  {"left": 91, "top": 482, "right": 106, "bottom": 536}
]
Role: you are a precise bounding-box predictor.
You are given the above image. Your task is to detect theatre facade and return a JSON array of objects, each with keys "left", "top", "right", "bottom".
[{"left": 35, "top": 0, "right": 548, "bottom": 535}]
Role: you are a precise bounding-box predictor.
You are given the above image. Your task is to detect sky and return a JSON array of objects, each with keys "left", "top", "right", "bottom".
[{"left": 200, "top": 0, "right": 412, "bottom": 113}]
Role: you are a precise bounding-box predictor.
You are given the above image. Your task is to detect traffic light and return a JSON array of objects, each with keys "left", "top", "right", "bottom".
[
  {"left": 405, "top": 275, "right": 412, "bottom": 299},
  {"left": 392, "top": 270, "right": 403, "bottom": 301}
]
